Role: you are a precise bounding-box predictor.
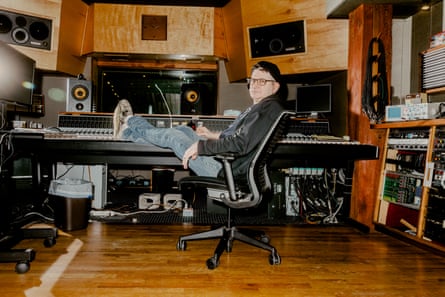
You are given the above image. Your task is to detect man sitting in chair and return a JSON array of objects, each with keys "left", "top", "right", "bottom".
[{"left": 113, "top": 61, "right": 287, "bottom": 177}]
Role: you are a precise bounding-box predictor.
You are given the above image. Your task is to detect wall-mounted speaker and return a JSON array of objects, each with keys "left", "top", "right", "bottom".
[
  {"left": 66, "top": 78, "right": 92, "bottom": 112},
  {"left": 0, "top": 9, "right": 52, "bottom": 50},
  {"left": 248, "top": 20, "right": 305, "bottom": 58},
  {"left": 180, "top": 83, "right": 215, "bottom": 115}
]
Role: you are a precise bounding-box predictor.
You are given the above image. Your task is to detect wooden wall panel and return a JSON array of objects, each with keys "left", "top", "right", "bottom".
[
  {"left": 213, "top": 8, "right": 226, "bottom": 59},
  {"left": 222, "top": 0, "right": 348, "bottom": 81},
  {"left": 221, "top": 0, "right": 246, "bottom": 82},
  {"left": 348, "top": 4, "right": 392, "bottom": 230},
  {"left": 57, "top": 0, "right": 89, "bottom": 75},
  {"left": 88, "top": 4, "right": 223, "bottom": 57}
]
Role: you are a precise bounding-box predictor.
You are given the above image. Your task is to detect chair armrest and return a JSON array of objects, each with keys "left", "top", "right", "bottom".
[
  {"left": 214, "top": 153, "right": 236, "bottom": 161},
  {"left": 178, "top": 176, "right": 226, "bottom": 190},
  {"left": 216, "top": 155, "right": 238, "bottom": 202},
  {"left": 179, "top": 152, "right": 241, "bottom": 203}
]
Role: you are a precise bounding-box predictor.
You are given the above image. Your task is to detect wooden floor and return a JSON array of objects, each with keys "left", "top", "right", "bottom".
[{"left": 1, "top": 222, "right": 445, "bottom": 297}]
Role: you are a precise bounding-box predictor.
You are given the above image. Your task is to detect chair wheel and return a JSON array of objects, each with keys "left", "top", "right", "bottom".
[
  {"left": 269, "top": 251, "right": 281, "bottom": 265},
  {"left": 206, "top": 256, "right": 219, "bottom": 270},
  {"left": 44, "top": 237, "right": 56, "bottom": 248},
  {"left": 260, "top": 235, "right": 270, "bottom": 244},
  {"left": 15, "top": 261, "right": 30, "bottom": 274},
  {"left": 177, "top": 240, "right": 187, "bottom": 251}
]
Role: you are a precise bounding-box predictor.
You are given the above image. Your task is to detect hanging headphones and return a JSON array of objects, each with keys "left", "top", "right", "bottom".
[{"left": 437, "top": 102, "right": 445, "bottom": 118}]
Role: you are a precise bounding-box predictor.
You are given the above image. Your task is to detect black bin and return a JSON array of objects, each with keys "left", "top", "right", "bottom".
[{"left": 48, "top": 179, "right": 93, "bottom": 231}]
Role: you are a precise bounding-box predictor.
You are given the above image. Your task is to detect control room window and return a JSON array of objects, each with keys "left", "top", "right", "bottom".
[{"left": 97, "top": 67, "right": 217, "bottom": 115}]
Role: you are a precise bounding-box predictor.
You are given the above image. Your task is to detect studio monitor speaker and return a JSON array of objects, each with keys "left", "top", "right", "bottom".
[
  {"left": 0, "top": 9, "right": 52, "bottom": 50},
  {"left": 66, "top": 78, "right": 92, "bottom": 112},
  {"left": 249, "top": 20, "right": 305, "bottom": 58},
  {"left": 180, "top": 84, "right": 215, "bottom": 115}
]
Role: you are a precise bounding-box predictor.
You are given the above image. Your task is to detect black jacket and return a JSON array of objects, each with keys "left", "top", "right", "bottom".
[{"left": 197, "top": 94, "right": 285, "bottom": 178}]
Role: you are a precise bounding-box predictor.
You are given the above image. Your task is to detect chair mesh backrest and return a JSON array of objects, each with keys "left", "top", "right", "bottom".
[{"left": 247, "top": 111, "right": 293, "bottom": 205}]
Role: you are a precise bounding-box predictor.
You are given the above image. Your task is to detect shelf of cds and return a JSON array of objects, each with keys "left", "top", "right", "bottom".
[{"left": 421, "top": 45, "right": 445, "bottom": 94}]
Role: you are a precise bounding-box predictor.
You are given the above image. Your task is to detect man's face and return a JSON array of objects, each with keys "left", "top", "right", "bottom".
[{"left": 248, "top": 69, "right": 280, "bottom": 104}]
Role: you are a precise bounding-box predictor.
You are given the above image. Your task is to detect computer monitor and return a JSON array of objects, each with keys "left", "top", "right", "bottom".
[
  {"left": 0, "top": 40, "right": 35, "bottom": 107},
  {"left": 295, "top": 83, "right": 332, "bottom": 118}
]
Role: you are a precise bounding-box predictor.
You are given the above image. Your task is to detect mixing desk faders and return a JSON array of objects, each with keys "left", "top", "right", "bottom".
[{"left": 53, "top": 112, "right": 235, "bottom": 140}]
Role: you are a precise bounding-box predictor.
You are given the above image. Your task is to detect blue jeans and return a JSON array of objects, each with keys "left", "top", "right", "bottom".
[{"left": 121, "top": 116, "right": 222, "bottom": 177}]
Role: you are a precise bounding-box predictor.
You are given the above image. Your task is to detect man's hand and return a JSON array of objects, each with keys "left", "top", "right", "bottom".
[
  {"left": 182, "top": 142, "right": 199, "bottom": 169},
  {"left": 196, "top": 126, "right": 221, "bottom": 140}
]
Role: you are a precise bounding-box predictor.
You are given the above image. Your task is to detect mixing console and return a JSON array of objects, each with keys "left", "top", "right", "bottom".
[
  {"left": 280, "top": 134, "right": 358, "bottom": 144},
  {"left": 53, "top": 112, "right": 235, "bottom": 140},
  {"left": 287, "top": 119, "right": 330, "bottom": 135}
]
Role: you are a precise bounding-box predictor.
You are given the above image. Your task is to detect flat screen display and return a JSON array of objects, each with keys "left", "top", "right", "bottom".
[
  {"left": 0, "top": 40, "right": 35, "bottom": 107},
  {"left": 295, "top": 83, "right": 331, "bottom": 117}
]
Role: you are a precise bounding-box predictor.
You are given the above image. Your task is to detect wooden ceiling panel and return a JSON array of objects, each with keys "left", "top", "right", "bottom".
[
  {"left": 327, "top": 0, "right": 442, "bottom": 19},
  {"left": 81, "top": 0, "right": 230, "bottom": 7}
]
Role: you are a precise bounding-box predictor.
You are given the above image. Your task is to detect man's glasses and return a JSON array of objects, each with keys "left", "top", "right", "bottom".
[{"left": 246, "top": 78, "right": 276, "bottom": 86}]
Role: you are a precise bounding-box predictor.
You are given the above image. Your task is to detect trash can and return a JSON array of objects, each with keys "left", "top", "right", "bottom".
[{"left": 48, "top": 178, "right": 93, "bottom": 231}]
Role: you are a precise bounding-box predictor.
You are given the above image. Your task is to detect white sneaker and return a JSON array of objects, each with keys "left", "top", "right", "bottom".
[{"left": 113, "top": 99, "right": 133, "bottom": 139}]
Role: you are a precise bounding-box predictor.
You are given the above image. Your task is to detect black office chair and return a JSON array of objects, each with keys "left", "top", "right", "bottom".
[{"left": 176, "top": 111, "right": 293, "bottom": 269}]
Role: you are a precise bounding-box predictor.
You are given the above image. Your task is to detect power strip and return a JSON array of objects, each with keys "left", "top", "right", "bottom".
[
  {"left": 286, "top": 198, "right": 299, "bottom": 216},
  {"left": 285, "top": 176, "right": 299, "bottom": 216},
  {"left": 90, "top": 210, "right": 115, "bottom": 217}
]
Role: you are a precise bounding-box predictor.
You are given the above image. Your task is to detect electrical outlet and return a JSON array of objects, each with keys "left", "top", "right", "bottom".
[
  {"left": 138, "top": 193, "right": 161, "bottom": 210},
  {"left": 163, "top": 193, "right": 183, "bottom": 209}
]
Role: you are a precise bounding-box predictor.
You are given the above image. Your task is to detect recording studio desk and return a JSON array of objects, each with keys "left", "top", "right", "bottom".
[
  {"left": 2, "top": 131, "right": 378, "bottom": 270},
  {"left": 17, "top": 137, "right": 183, "bottom": 167},
  {"left": 2, "top": 130, "right": 378, "bottom": 273},
  {"left": 10, "top": 132, "right": 379, "bottom": 168}
]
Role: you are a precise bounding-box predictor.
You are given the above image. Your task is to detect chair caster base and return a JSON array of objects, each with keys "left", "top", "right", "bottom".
[
  {"left": 260, "top": 234, "right": 270, "bottom": 244},
  {"left": 206, "top": 256, "right": 220, "bottom": 270},
  {"left": 177, "top": 240, "right": 186, "bottom": 251},
  {"left": 269, "top": 250, "right": 281, "bottom": 265}
]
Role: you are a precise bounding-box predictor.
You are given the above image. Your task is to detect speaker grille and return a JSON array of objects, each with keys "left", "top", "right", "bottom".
[
  {"left": 0, "top": 9, "right": 51, "bottom": 50},
  {"left": 66, "top": 79, "right": 92, "bottom": 112},
  {"left": 249, "top": 20, "right": 305, "bottom": 58},
  {"left": 180, "top": 83, "right": 215, "bottom": 115}
]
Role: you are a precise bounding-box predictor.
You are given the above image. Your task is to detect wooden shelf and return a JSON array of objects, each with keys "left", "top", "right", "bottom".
[
  {"left": 426, "top": 86, "right": 445, "bottom": 94},
  {"left": 372, "top": 119, "right": 445, "bottom": 129},
  {"left": 375, "top": 223, "right": 445, "bottom": 257},
  {"left": 373, "top": 120, "right": 445, "bottom": 255},
  {"left": 422, "top": 44, "right": 445, "bottom": 54}
]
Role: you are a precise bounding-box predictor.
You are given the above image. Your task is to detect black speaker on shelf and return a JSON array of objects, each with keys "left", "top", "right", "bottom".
[
  {"left": 180, "top": 83, "right": 215, "bottom": 115},
  {"left": 66, "top": 78, "right": 92, "bottom": 112},
  {"left": 0, "top": 9, "right": 52, "bottom": 50},
  {"left": 248, "top": 20, "right": 305, "bottom": 58}
]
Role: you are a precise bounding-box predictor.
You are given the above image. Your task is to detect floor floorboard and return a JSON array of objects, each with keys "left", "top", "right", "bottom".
[{"left": 1, "top": 222, "right": 444, "bottom": 297}]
